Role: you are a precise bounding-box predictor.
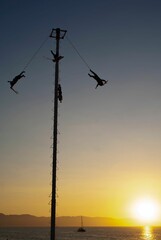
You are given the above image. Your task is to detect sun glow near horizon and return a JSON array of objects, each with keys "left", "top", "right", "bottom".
[{"left": 131, "top": 197, "right": 160, "bottom": 225}]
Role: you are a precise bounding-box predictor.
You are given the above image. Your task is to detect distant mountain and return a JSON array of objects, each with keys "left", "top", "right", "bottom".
[
  {"left": 0, "top": 213, "right": 50, "bottom": 227},
  {"left": 0, "top": 213, "right": 137, "bottom": 227}
]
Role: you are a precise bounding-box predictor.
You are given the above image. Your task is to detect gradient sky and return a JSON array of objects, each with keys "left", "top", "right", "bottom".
[{"left": 1, "top": 0, "right": 161, "bottom": 225}]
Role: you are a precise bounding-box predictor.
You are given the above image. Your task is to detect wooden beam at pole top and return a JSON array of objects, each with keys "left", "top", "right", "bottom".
[{"left": 50, "top": 28, "right": 67, "bottom": 39}]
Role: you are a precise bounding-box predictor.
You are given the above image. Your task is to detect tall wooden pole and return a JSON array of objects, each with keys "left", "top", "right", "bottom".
[{"left": 50, "top": 28, "right": 66, "bottom": 240}]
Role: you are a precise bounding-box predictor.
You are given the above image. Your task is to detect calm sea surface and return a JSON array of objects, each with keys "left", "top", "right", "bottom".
[{"left": 0, "top": 226, "right": 161, "bottom": 240}]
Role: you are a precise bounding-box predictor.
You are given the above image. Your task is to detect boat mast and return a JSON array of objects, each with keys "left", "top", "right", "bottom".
[
  {"left": 81, "top": 216, "right": 83, "bottom": 227},
  {"left": 50, "top": 28, "right": 67, "bottom": 240}
]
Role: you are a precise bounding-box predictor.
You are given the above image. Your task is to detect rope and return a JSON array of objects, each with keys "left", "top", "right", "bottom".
[
  {"left": 23, "top": 35, "right": 49, "bottom": 71},
  {"left": 66, "top": 35, "right": 91, "bottom": 70}
]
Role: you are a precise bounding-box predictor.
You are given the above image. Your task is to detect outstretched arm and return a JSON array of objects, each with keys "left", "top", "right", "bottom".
[
  {"left": 88, "top": 73, "right": 93, "bottom": 77},
  {"left": 95, "top": 83, "right": 99, "bottom": 89},
  {"left": 10, "top": 87, "right": 18, "bottom": 94},
  {"left": 90, "top": 69, "right": 99, "bottom": 78},
  {"left": 20, "top": 71, "right": 25, "bottom": 76},
  {"left": 90, "top": 69, "right": 96, "bottom": 75},
  {"left": 51, "top": 50, "right": 56, "bottom": 57}
]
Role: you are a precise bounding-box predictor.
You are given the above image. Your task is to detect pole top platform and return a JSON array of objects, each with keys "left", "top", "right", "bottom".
[{"left": 50, "top": 28, "right": 67, "bottom": 39}]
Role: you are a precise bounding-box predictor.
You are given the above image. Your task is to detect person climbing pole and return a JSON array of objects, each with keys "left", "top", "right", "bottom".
[
  {"left": 58, "top": 84, "right": 63, "bottom": 103},
  {"left": 8, "top": 71, "right": 25, "bottom": 94},
  {"left": 88, "top": 69, "right": 108, "bottom": 89},
  {"left": 51, "top": 50, "right": 64, "bottom": 62}
]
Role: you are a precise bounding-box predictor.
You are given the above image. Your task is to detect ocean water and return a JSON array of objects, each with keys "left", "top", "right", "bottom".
[{"left": 0, "top": 226, "right": 161, "bottom": 240}]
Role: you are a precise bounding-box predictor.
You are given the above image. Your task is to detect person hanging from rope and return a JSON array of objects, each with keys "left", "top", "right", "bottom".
[
  {"left": 88, "top": 69, "right": 108, "bottom": 89},
  {"left": 51, "top": 50, "right": 64, "bottom": 62},
  {"left": 8, "top": 71, "right": 25, "bottom": 94},
  {"left": 58, "top": 84, "right": 63, "bottom": 103}
]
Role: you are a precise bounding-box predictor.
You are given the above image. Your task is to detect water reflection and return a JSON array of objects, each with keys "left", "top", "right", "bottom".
[{"left": 142, "top": 226, "right": 154, "bottom": 240}]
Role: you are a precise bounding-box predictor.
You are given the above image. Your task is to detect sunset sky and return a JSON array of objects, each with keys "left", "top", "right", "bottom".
[{"left": 1, "top": 0, "right": 161, "bottom": 225}]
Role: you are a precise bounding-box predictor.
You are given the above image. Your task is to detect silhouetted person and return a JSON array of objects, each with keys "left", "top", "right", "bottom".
[
  {"left": 51, "top": 50, "right": 64, "bottom": 62},
  {"left": 88, "top": 69, "right": 108, "bottom": 89},
  {"left": 58, "top": 84, "right": 63, "bottom": 103},
  {"left": 8, "top": 71, "right": 25, "bottom": 94}
]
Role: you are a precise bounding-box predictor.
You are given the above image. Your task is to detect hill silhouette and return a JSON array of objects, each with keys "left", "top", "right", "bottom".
[
  {"left": 0, "top": 213, "right": 50, "bottom": 227},
  {"left": 0, "top": 213, "right": 138, "bottom": 227}
]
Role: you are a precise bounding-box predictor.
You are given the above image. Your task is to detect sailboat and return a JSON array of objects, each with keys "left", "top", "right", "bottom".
[{"left": 77, "top": 216, "right": 86, "bottom": 232}]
